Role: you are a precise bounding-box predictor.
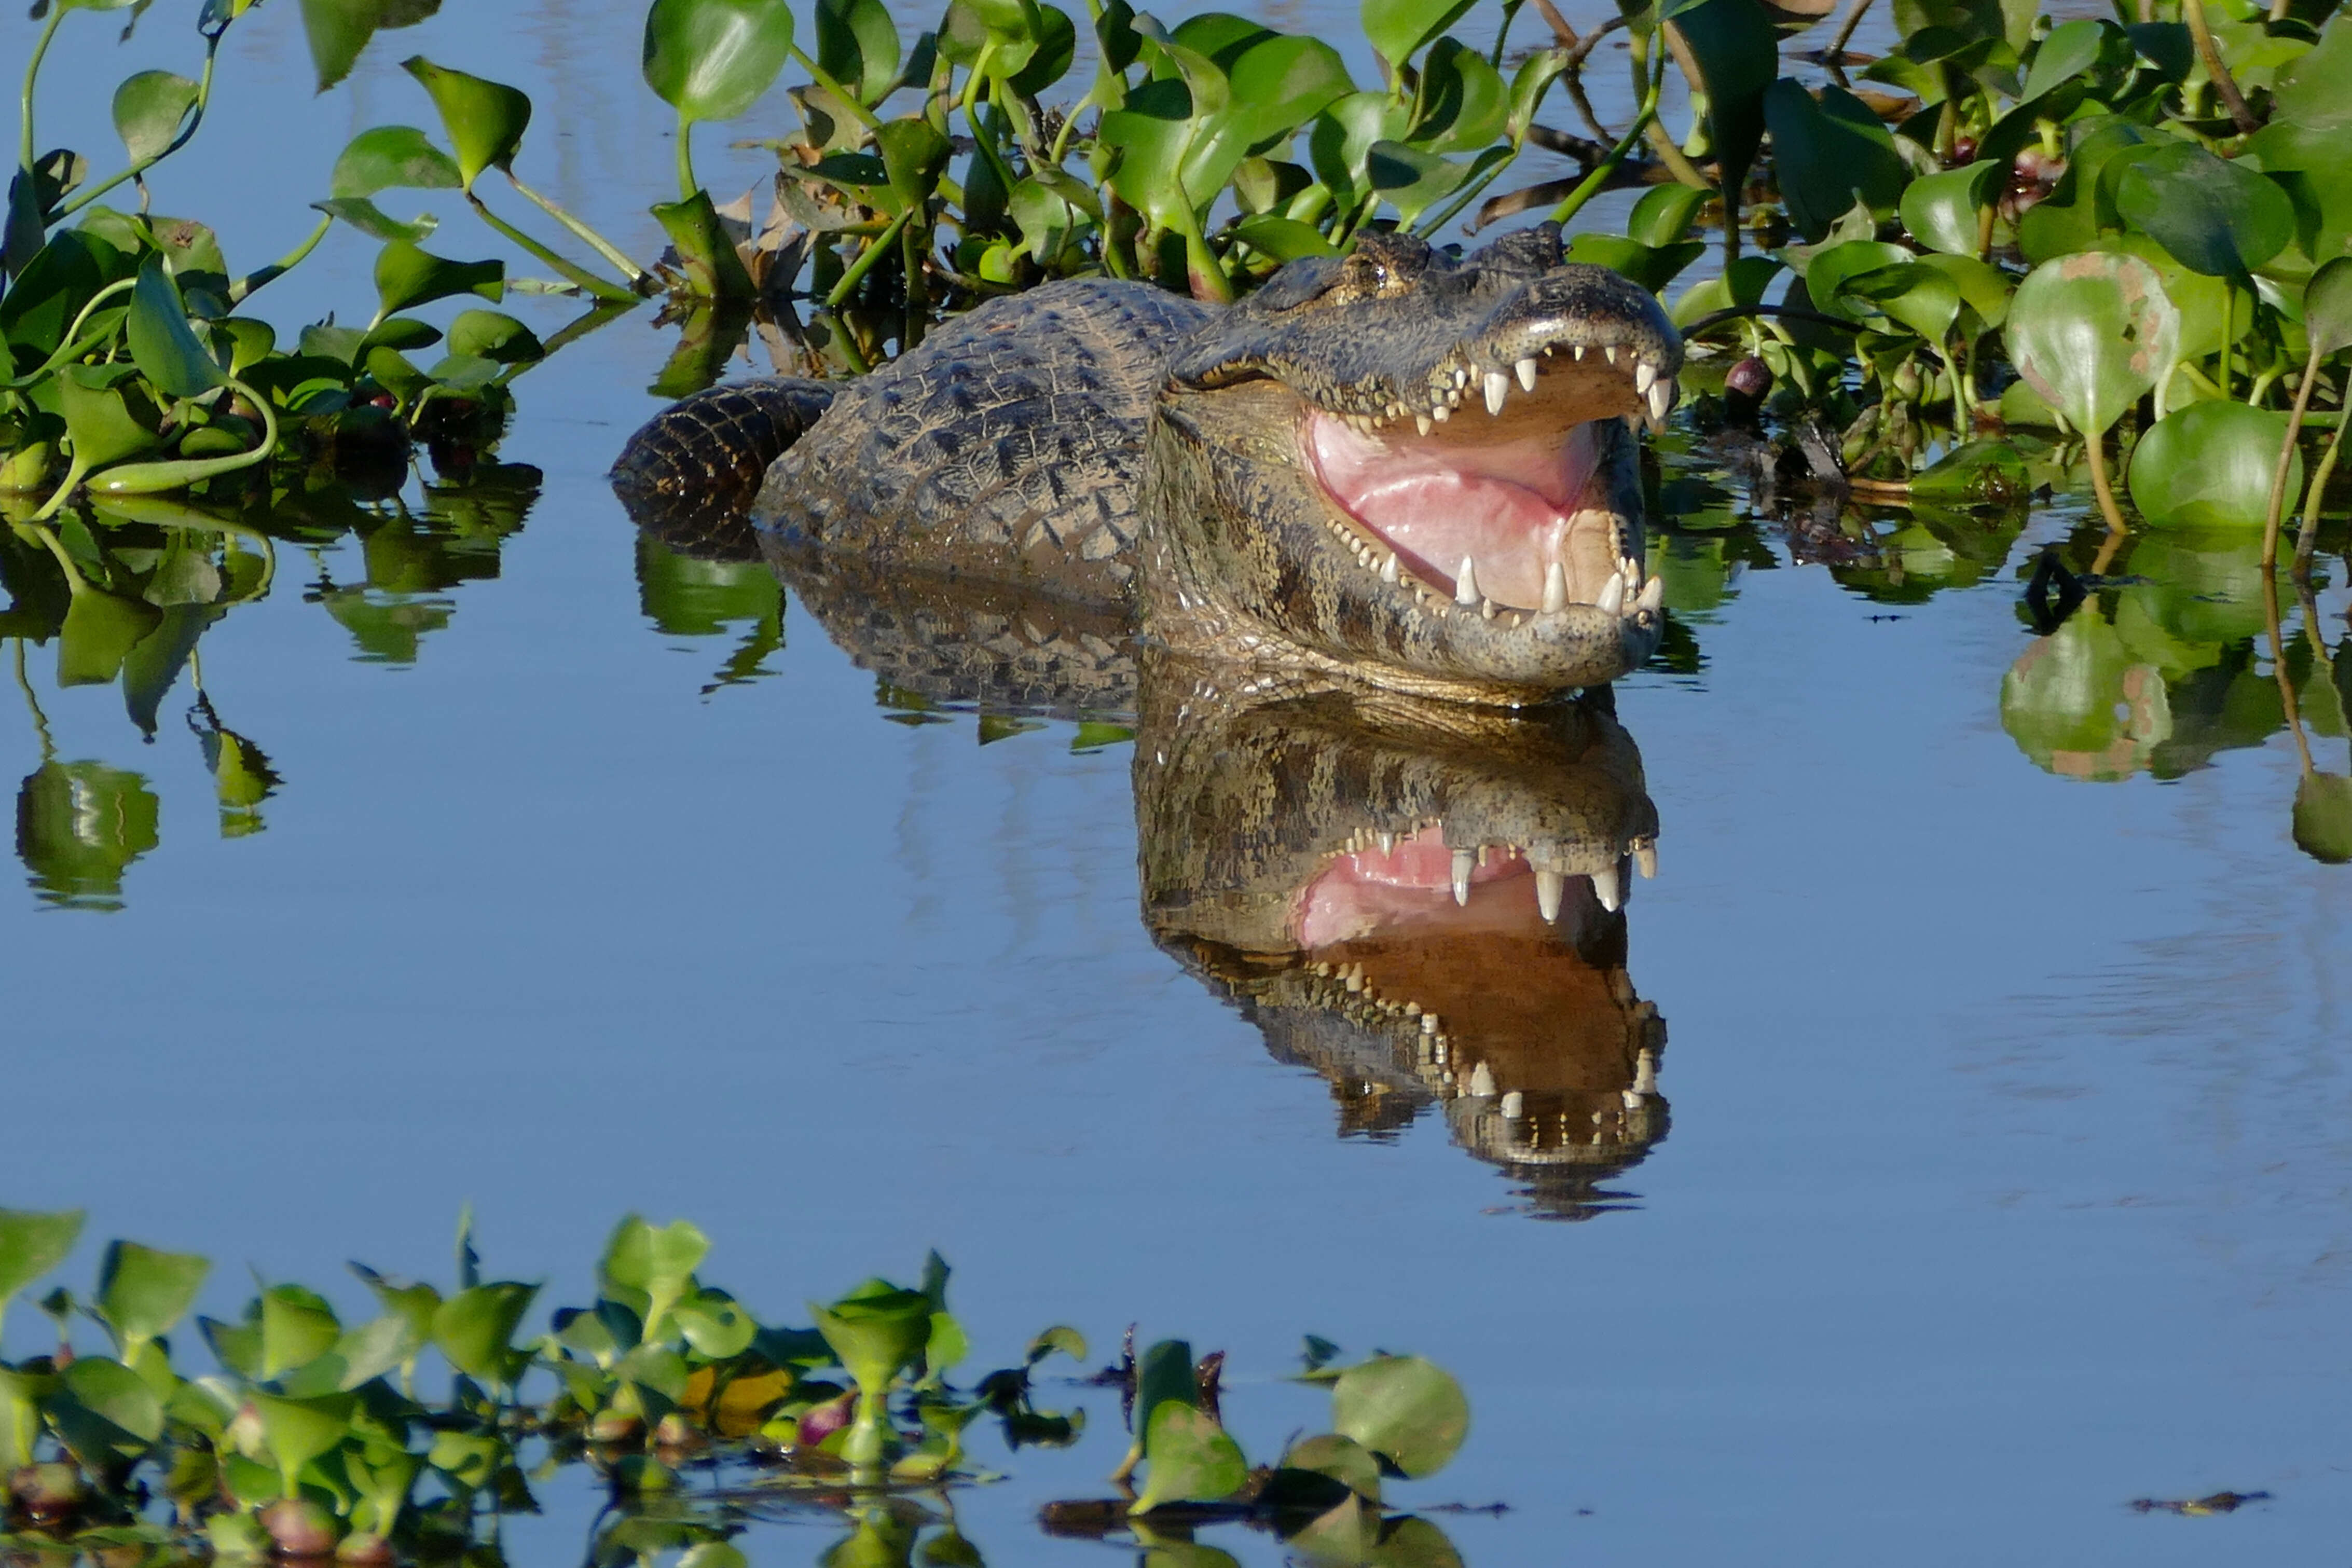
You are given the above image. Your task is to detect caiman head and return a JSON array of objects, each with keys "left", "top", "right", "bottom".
[
  {"left": 1136, "top": 664, "right": 1669, "bottom": 1216},
  {"left": 1141, "top": 223, "right": 1682, "bottom": 706}
]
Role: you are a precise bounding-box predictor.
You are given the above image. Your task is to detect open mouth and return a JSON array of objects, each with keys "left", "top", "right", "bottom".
[{"left": 1302, "top": 338, "right": 1675, "bottom": 625}]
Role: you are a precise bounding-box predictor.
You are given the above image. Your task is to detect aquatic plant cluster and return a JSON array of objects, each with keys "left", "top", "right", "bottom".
[
  {"left": 5, "top": 0, "right": 2352, "bottom": 541},
  {"left": 0, "top": 1208, "right": 1473, "bottom": 1565}
]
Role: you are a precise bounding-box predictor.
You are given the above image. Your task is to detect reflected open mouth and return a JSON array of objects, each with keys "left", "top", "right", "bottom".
[
  {"left": 1292, "top": 823, "right": 1651, "bottom": 947},
  {"left": 1301, "top": 338, "right": 1674, "bottom": 625}
]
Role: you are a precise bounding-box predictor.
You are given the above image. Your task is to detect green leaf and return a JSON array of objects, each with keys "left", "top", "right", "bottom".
[
  {"left": 650, "top": 191, "right": 754, "bottom": 301},
  {"left": 816, "top": 0, "right": 901, "bottom": 104},
  {"left": 2127, "top": 400, "right": 2298, "bottom": 530},
  {"left": 297, "top": 0, "right": 446, "bottom": 93},
  {"left": 601, "top": 1217, "right": 709, "bottom": 1342},
  {"left": 1331, "top": 1355, "right": 1468, "bottom": 1478},
  {"left": 2272, "top": 13, "right": 2352, "bottom": 130},
  {"left": 2293, "top": 773, "right": 2352, "bottom": 863},
  {"left": 2017, "top": 17, "right": 2117, "bottom": 102},
  {"left": 331, "top": 126, "right": 462, "bottom": 198},
  {"left": 400, "top": 59, "right": 531, "bottom": 189},
  {"left": 250, "top": 1392, "right": 354, "bottom": 1494},
  {"left": 2115, "top": 142, "right": 2294, "bottom": 281},
  {"left": 643, "top": 0, "right": 796, "bottom": 125},
  {"left": 51, "top": 1356, "right": 165, "bottom": 1468},
  {"left": 1842, "top": 262, "right": 1962, "bottom": 344},
  {"left": 2005, "top": 250, "right": 2179, "bottom": 437},
  {"left": 1565, "top": 232, "right": 1705, "bottom": 294},
  {"left": 261, "top": 1284, "right": 342, "bottom": 1379},
  {"left": 1136, "top": 1339, "right": 1200, "bottom": 1427},
  {"left": 1360, "top": 0, "right": 1476, "bottom": 70},
  {"left": 2304, "top": 254, "right": 2352, "bottom": 359},
  {"left": 1670, "top": 0, "right": 1778, "bottom": 206},
  {"left": 673, "top": 1289, "right": 757, "bottom": 1359},
  {"left": 444, "top": 309, "right": 542, "bottom": 363},
  {"left": 112, "top": 71, "right": 200, "bottom": 163},
  {"left": 1281, "top": 1432, "right": 1384, "bottom": 1501},
  {"left": 1027, "top": 1325, "right": 1088, "bottom": 1365},
  {"left": 126, "top": 256, "right": 226, "bottom": 398},
  {"left": 372, "top": 240, "right": 503, "bottom": 320},
  {"left": 1763, "top": 80, "right": 1908, "bottom": 243},
  {"left": 96, "top": 1241, "right": 209, "bottom": 1355},
  {"left": 1900, "top": 161, "right": 1999, "bottom": 256},
  {"left": 1132, "top": 1401, "right": 1247, "bottom": 1513},
  {"left": 432, "top": 1282, "right": 538, "bottom": 1383},
  {"left": 314, "top": 197, "right": 439, "bottom": 243},
  {"left": 810, "top": 1284, "right": 932, "bottom": 1397},
  {"left": 1628, "top": 183, "right": 1708, "bottom": 248},
  {"left": 0, "top": 1210, "right": 84, "bottom": 1315},
  {"left": 58, "top": 580, "right": 162, "bottom": 688},
  {"left": 1909, "top": 438, "right": 2028, "bottom": 503},
  {"left": 1410, "top": 38, "right": 1503, "bottom": 154}
]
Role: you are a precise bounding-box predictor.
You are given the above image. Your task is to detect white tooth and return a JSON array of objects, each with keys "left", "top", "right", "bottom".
[
  {"left": 1515, "top": 357, "right": 1538, "bottom": 392},
  {"left": 1469, "top": 1062, "right": 1496, "bottom": 1098},
  {"left": 1378, "top": 831, "right": 1394, "bottom": 854},
  {"left": 1634, "top": 361, "right": 1656, "bottom": 396},
  {"left": 1595, "top": 571, "right": 1625, "bottom": 616},
  {"left": 1501, "top": 1090, "right": 1524, "bottom": 1119},
  {"left": 1637, "top": 574, "right": 1663, "bottom": 614},
  {"left": 1446, "top": 388, "right": 1462, "bottom": 407},
  {"left": 1483, "top": 372, "right": 1509, "bottom": 416},
  {"left": 1542, "top": 560, "right": 1568, "bottom": 614},
  {"left": 1453, "top": 368, "right": 1469, "bottom": 388},
  {"left": 1591, "top": 864, "right": 1621, "bottom": 913},
  {"left": 1571, "top": 343, "right": 1585, "bottom": 360},
  {"left": 1380, "top": 552, "right": 1399, "bottom": 584},
  {"left": 1603, "top": 344, "right": 1618, "bottom": 365},
  {"left": 1647, "top": 380, "right": 1672, "bottom": 421},
  {"left": 1623, "top": 558, "right": 1641, "bottom": 589},
  {"left": 1481, "top": 596, "right": 1497, "bottom": 620},
  {"left": 1432, "top": 402, "right": 1451, "bottom": 421},
  {"left": 1536, "top": 870, "right": 1564, "bottom": 924},
  {"left": 1622, "top": 412, "right": 1641, "bottom": 434},
  {"left": 1635, "top": 842, "right": 1657, "bottom": 879},
  {"left": 1451, "top": 849, "right": 1474, "bottom": 906},
  {"left": 1415, "top": 413, "right": 1433, "bottom": 435},
  {"left": 1455, "top": 557, "right": 1478, "bottom": 606}
]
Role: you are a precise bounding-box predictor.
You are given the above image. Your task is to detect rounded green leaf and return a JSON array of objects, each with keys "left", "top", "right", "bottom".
[
  {"left": 57, "top": 363, "right": 163, "bottom": 472},
  {"left": 260, "top": 1284, "right": 342, "bottom": 1379},
  {"left": 815, "top": 0, "right": 901, "bottom": 104},
  {"left": 331, "top": 127, "right": 462, "bottom": 200},
  {"left": 2294, "top": 773, "right": 2352, "bottom": 863},
  {"left": 1281, "top": 1432, "right": 1383, "bottom": 1501},
  {"left": 97, "top": 1241, "right": 210, "bottom": 1354},
  {"left": 672, "top": 1289, "right": 756, "bottom": 1359},
  {"left": 126, "top": 256, "right": 226, "bottom": 399},
  {"left": 2114, "top": 142, "right": 2293, "bottom": 280},
  {"left": 1842, "top": 262, "right": 1961, "bottom": 345},
  {"left": 445, "top": 309, "right": 543, "bottom": 364},
  {"left": 400, "top": 58, "right": 531, "bottom": 189},
  {"left": 2304, "top": 255, "right": 2352, "bottom": 359},
  {"left": 0, "top": 1209, "right": 84, "bottom": 1312},
  {"left": 643, "top": 0, "right": 796, "bottom": 125},
  {"left": 1900, "top": 161, "right": 1999, "bottom": 257},
  {"left": 112, "top": 71, "right": 200, "bottom": 163},
  {"left": 1330, "top": 1355, "right": 1468, "bottom": 1479},
  {"left": 1629, "top": 183, "right": 1708, "bottom": 249},
  {"left": 2127, "top": 400, "right": 2299, "bottom": 530},
  {"left": 810, "top": 1284, "right": 932, "bottom": 1397},
  {"left": 250, "top": 1392, "right": 354, "bottom": 1492},
  {"left": 1360, "top": 0, "right": 1476, "bottom": 69},
  {"left": 54, "top": 1355, "right": 165, "bottom": 1457},
  {"left": 1132, "top": 1401, "right": 1247, "bottom": 1513},
  {"left": 1411, "top": 38, "right": 1503, "bottom": 154},
  {"left": 2006, "top": 251, "right": 2179, "bottom": 438},
  {"left": 1763, "top": 80, "right": 1908, "bottom": 243}
]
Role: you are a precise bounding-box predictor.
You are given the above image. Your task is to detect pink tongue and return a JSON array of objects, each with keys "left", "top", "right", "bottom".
[
  {"left": 1294, "top": 826, "right": 1531, "bottom": 947},
  {"left": 1306, "top": 409, "right": 1593, "bottom": 607}
]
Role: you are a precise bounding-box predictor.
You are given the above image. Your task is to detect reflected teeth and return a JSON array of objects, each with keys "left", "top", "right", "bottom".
[
  {"left": 1592, "top": 863, "right": 1621, "bottom": 913},
  {"left": 1482, "top": 371, "right": 1509, "bottom": 416},
  {"left": 1595, "top": 571, "right": 1625, "bottom": 617},
  {"left": 1454, "top": 556, "right": 1479, "bottom": 606},
  {"left": 1542, "top": 559, "right": 1568, "bottom": 614},
  {"left": 1515, "top": 357, "right": 1538, "bottom": 392},
  {"left": 1451, "top": 849, "right": 1475, "bottom": 906},
  {"left": 1635, "top": 841, "right": 1657, "bottom": 879},
  {"left": 1536, "top": 870, "right": 1564, "bottom": 924}
]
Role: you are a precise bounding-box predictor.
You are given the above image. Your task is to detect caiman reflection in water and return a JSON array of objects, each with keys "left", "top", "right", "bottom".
[
  {"left": 624, "top": 491, "right": 1672, "bottom": 1219},
  {"left": 1135, "top": 667, "right": 1666, "bottom": 1218}
]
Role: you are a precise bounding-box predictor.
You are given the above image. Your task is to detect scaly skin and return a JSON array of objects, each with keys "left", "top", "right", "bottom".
[{"left": 612, "top": 223, "right": 1682, "bottom": 705}]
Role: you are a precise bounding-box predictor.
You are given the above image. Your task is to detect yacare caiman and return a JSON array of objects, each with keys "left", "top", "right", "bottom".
[{"left": 612, "top": 223, "right": 1684, "bottom": 705}]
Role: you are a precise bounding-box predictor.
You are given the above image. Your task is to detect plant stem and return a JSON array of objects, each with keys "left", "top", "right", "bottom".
[
  {"left": 2084, "top": 430, "right": 2129, "bottom": 536},
  {"left": 229, "top": 213, "right": 331, "bottom": 306},
  {"left": 1827, "top": 0, "right": 1877, "bottom": 67},
  {"left": 675, "top": 115, "right": 699, "bottom": 204},
  {"left": 827, "top": 208, "right": 914, "bottom": 308},
  {"left": 17, "top": 5, "right": 64, "bottom": 187},
  {"left": 2181, "top": 0, "right": 2260, "bottom": 136},
  {"left": 6, "top": 278, "right": 136, "bottom": 389},
  {"left": 467, "top": 194, "right": 636, "bottom": 302},
  {"left": 2294, "top": 375, "right": 2347, "bottom": 580},
  {"left": 505, "top": 174, "right": 645, "bottom": 286},
  {"left": 87, "top": 374, "right": 279, "bottom": 497},
  {"left": 11, "top": 633, "right": 53, "bottom": 759},
  {"left": 2263, "top": 346, "right": 2321, "bottom": 572},
  {"left": 1549, "top": 71, "right": 1660, "bottom": 228},
  {"left": 789, "top": 46, "right": 882, "bottom": 132},
  {"left": 2219, "top": 284, "right": 2234, "bottom": 400}
]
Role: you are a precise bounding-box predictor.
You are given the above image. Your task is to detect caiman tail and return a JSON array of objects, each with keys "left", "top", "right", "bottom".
[{"left": 609, "top": 378, "right": 834, "bottom": 560}]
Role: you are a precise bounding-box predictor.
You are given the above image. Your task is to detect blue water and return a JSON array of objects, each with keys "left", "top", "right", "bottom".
[{"left": 5, "top": 2, "right": 2351, "bottom": 1564}]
